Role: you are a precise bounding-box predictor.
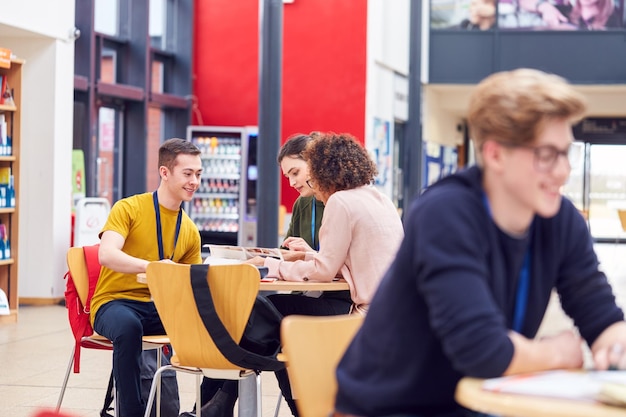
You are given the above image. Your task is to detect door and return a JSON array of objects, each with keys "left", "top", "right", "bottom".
[{"left": 96, "top": 106, "right": 124, "bottom": 206}]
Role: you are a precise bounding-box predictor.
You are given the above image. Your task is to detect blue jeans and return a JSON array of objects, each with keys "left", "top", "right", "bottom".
[{"left": 94, "top": 299, "right": 166, "bottom": 417}]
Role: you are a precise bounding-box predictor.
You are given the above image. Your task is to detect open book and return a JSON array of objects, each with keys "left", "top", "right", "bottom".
[
  {"left": 482, "top": 370, "right": 626, "bottom": 405},
  {"left": 204, "top": 244, "right": 283, "bottom": 261}
]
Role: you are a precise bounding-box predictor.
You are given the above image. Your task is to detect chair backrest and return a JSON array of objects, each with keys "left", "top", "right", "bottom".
[
  {"left": 146, "top": 262, "right": 260, "bottom": 370},
  {"left": 66, "top": 246, "right": 90, "bottom": 305},
  {"left": 65, "top": 245, "right": 102, "bottom": 373},
  {"left": 280, "top": 314, "right": 364, "bottom": 417}
]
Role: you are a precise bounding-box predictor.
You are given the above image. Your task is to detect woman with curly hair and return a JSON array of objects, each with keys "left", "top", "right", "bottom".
[
  {"left": 256, "top": 131, "right": 404, "bottom": 315},
  {"left": 248, "top": 132, "right": 404, "bottom": 416}
]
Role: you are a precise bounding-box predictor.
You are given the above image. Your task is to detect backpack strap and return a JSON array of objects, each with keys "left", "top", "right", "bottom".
[
  {"left": 83, "top": 244, "right": 101, "bottom": 315},
  {"left": 71, "top": 244, "right": 102, "bottom": 373},
  {"left": 189, "top": 264, "right": 285, "bottom": 372}
]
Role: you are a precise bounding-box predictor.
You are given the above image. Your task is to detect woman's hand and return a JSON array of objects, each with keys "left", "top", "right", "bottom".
[
  {"left": 245, "top": 256, "right": 266, "bottom": 267},
  {"left": 282, "top": 237, "right": 314, "bottom": 252},
  {"left": 281, "top": 249, "right": 307, "bottom": 262}
]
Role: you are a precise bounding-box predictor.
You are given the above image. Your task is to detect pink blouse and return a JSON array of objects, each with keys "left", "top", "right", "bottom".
[{"left": 265, "top": 186, "right": 404, "bottom": 306}]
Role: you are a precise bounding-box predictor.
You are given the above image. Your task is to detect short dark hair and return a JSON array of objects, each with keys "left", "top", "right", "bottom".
[
  {"left": 158, "top": 138, "right": 201, "bottom": 171},
  {"left": 303, "top": 132, "right": 377, "bottom": 194},
  {"left": 277, "top": 132, "right": 320, "bottom": 164}
]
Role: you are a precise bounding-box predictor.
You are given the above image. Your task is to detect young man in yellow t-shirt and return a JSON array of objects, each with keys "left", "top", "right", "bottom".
[{"left": 91, "top": 138, "right": 203, "bottom": 417}]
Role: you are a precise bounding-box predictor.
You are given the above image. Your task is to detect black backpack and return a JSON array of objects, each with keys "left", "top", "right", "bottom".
[
  {"left": 100, "top": 348, "right": 180, "bottom": 417},
  {"left": 189, "top": 263, "right": 285, "bottom": 371}
]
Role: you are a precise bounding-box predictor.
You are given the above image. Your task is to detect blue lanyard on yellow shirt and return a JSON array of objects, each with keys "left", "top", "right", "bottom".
[
  {"left": 311, "top": 198, "right": 319, "bottom": 251},
  {"left": 482, "top": 193, "right": 531, "bottom": 333},
  {"left": 153, "top": 191, "right": 183, "bottom": 260}
]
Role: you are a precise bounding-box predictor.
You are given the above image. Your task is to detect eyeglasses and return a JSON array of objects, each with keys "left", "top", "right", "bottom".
[
  {"left": 498, "top": 142, "right": 572, "bottom": 172},
  {"left": 306, "top": 179, "right": 315, "bottom": 189}
]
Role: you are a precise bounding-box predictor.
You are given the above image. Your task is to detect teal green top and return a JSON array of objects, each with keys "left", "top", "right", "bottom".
[{"left": 283, "top": 196, "right": 325, "bottom": 249}]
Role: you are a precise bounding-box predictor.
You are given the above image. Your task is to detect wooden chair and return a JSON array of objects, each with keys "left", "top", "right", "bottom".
[
  {"left": 143, "top": 262, "right": 264, "bottom": 417},
  {"left": 280, "top": 314, "right": 364, "bottom": 417},
  {"left": 57, "top": 247, "right": 169, "bottom": 416}
]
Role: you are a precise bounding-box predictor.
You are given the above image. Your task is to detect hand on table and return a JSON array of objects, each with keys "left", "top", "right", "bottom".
[
  {"left": 281, "top": 249, "right": 307, "bottom": 262},
  {"left": 592, "top": 322, "right": 626, "bottom": 370},
  {"left": 282, "top": 237, "right": 314, "bottom": 252},
  {"left": 245, "top": 256, "right": 266, "bottom": 267},
  {"left": 539, "top": 330, "right": 585, "bottom": 369},
  {"left": 505, "top": 329, "right": 583, "bottom": 375},
  {"left": 158, "top": 259, "right": 175, "bottom": 264}
]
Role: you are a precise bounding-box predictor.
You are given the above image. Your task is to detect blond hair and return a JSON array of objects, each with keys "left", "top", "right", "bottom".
[{"left": 468, "top": 68, "right": 586, "bottom": 163}]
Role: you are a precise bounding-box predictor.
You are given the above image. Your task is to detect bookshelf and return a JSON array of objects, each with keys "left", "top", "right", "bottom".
[{"left": 0, "top": 57, "right": 22, "bottom": 324}]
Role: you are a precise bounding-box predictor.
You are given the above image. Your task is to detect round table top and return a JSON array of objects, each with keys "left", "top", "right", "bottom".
[{"left": 456, "top": 376, "right": 626, "bottom": 417}]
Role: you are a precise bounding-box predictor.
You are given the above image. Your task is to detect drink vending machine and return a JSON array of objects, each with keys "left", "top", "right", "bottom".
[{"left": 186, "top": 125, "right": 259, "bottom": 253}]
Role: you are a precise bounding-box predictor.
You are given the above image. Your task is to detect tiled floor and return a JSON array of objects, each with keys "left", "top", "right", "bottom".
[
  {"left": 0, "top": 305, "right": 291, "bottom": 417},
  {"left": 1, "top": 243, "right": 626, "bottom": 417}
]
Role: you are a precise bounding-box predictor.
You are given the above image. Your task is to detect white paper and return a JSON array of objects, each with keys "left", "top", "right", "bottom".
[{"left": 482, "top": 370, "right": 626, "bottom": 402}]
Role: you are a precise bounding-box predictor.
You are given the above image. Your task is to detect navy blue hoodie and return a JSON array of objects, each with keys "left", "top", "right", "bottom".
[{"left": 335, "top": 166, "right": 623, "bottom": 416}]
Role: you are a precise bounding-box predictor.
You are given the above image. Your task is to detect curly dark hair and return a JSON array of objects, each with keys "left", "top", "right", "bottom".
[{"left": 302, "top": 132, "right": 377, "bottom": 195}]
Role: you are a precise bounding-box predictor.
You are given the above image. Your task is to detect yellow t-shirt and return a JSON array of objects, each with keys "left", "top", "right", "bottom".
[{"left": 90, "top": 192, "right": 202, "bottom": 325}]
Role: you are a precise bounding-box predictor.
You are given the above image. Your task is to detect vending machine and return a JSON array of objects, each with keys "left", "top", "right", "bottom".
[{"left": 186, "top": 126, "right": 259, "bottom": 252}]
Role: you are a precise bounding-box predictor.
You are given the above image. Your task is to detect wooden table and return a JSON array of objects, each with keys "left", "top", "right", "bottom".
[
  {"left": 455, "top": 377, "right": 626, "bottom": 417},
  {"left": 137, "top": 273, "right": 350, "bottom": 292}
]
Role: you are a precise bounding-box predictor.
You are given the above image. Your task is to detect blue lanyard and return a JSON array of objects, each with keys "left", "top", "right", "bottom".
[
  {"left": 153, "top": 191, "right": 183, "bottom": 260},
  {"left": 513, "top": 250, "right": 531, "bottom": 333},
  {"left": 482, "top": 193, "right": 531, "bottom": 333},
  {"left": 311, "top": 198, "right": 319, "bottom": 250}
]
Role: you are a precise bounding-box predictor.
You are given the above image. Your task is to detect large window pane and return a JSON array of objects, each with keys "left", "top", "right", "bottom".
[
  {"left": 146, "top": 107, "right": 163, "bottom": 191},
  {"left": 150, "top": 0, "right": 167, "bottom": 49},
  {"left": 100, "top": 47, "right": 117, "bottom": 83},
  {"left": 97, "top": 107, "right": 123, "bottom": 206},
  {"left": 588, "top": 144, "right": 626, "bottom": 240},
  {"left": 95, "top": 0, "right": 119, "bottom": 36},
  {"left": 562, "top": 141, "right": 585, "bottom": 210}
]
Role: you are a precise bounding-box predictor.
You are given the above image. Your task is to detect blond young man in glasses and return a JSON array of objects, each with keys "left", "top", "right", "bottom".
[{"left": 334, "top": 68, "right": 626, "bottom": 417}]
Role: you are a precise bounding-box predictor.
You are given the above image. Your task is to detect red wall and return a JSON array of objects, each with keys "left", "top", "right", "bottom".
[{"left": 193, "top": 0, "right": 367, "bottom": 208}]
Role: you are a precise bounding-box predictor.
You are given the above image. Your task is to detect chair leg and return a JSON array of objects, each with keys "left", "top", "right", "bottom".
[
  {"left": 273, "top": 393, "right": 282, "bottom": 417},
  {"left": 237, "top": 373, "right": 262, "bottom": 417},
  {"left": 56, "top": 346, "right": 76, "bottom": 411},
  {"left": 113, "top": 376, "right": 119, "bottom": 417},
  {"left": 255, "top": 373, "right": 262, "bottom": 417},
  {"left": 143, "top": 365, "right": 172, "bottom": 417},
  {"left": 156, "top": 348, "right": 162, "bottom": 417},
  {"left": 196, "top": 373, "right": 202, "bottom": 413}
]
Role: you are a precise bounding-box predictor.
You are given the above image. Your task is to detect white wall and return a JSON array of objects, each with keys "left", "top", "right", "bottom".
[
  {"left": 0, "top": 0, "right": 75, "bottom": 300},
  {"left": 366, "top": 0, "right": 410, "bottom": 199},
  {"left": 0, "top": 1, "right": 75, "bottom": 41}
]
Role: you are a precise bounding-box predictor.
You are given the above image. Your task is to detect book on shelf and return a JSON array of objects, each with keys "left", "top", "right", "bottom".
[
  {"left": 0, "top": 74, "right": 4, "bottom": 105},
  {"left": 482, "top": 369, "right": 626, "bottom": 406},
  {"left": 2, "top": 80, "right": 13, "bottom": 107},
  {"left": 204, "top": 244, "right": 283, "bottom": 261}
]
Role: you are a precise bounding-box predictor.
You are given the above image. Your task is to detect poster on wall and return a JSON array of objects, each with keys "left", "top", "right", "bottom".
[
  {"left": 499, "top": 0, "right": 624, "bottom": 29},
  {"left": 431, "top": 0, "right": 624, "bottom": 30},
  {"left": 372, "top": 118, "right": 392, "bottom": 198},
  {"left": 72, "top": 149, "right": 86, "bottom": 209},
  {"left": 431, "top": 0, "right": 496, "bottom": 30},
  {"left": 423, "top": 142, "right": 459, "bottom": 188}
]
